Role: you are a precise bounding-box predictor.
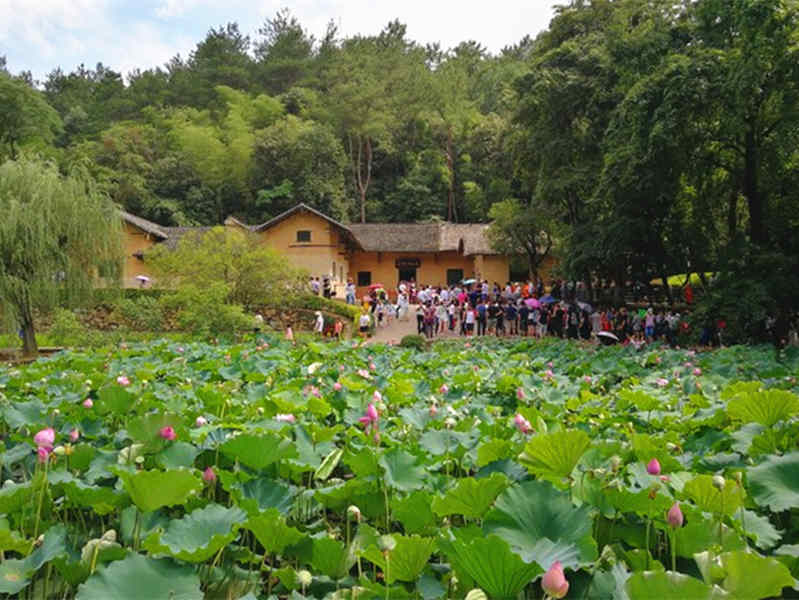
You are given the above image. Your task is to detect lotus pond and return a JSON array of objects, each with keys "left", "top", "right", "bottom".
[{"left": 0, "top": 337, "right": 798, "bottom": 599}]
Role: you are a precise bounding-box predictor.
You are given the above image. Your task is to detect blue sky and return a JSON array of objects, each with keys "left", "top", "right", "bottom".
[{"left": 0, "top": 0, "right": 560, "bottom": 82}]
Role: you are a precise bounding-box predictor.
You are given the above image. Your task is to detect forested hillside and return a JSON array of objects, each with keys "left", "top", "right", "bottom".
[{"left": 1, "top": 1, "right": 798, "bottom": 332}]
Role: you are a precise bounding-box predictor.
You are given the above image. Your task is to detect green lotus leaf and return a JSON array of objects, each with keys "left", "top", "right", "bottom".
[
  {"left": 518, "top": 430, "right": 591, "bottom": 483},
  {"left": 727, "top": 389, "right": 799, "bottom": 427},
  {"left": 483, "top": 480, "right": 597, "bottom": 568},
  {"left": 626, "top": 571, "right": 718, "bottom": 600},
  {"left": 127, "top": 413, "right": 180, "bottom": 446},
  {"left": 96, "top": 384, "right": 135, "bottom": 416},
  {"left": 229, "top": 476, "right": 295, "bottom": 516},
  {"left": 314, "top": 447, "right": 343, "bottom": 481},
  {"left": 155, "top": 441, "right": 199, "bottom": 469},
  {"left": 747, "top": 452, "right": 799, "bottom": 511},
  {"left": 0, "top": 478, "right": 36, "bottom": 516},
  {"left": 220, "top": 432, "right": 298, "bottom": 471},
  {"left": 0, "top": 527, "right": 30, "bottom": 554},
  {"left": 379, "top": 447, "right": 427, "bottom": 492},
  {"left": 361, "top": 534, "right": 436, "bottom": 583},
  {"left": 143, "top": 503, "right": 246, "bottom": 562},
  {"left": 114, "top": 468, "right": 202, "bottom": 512},
  {"left": 683, "top": 475, "right": 745, "bottom": 516},
  {"left": 310, "top": 536, "right": 351, "bottom": 579},
  {"left": 393, "top": 491, "right": 436, "bottom": 534},
  {"left": 76, "top": 553, "right": 202, "bottom": 600},
  {"left": 432, "top": 473, "right": 509, "bottom": 520},
  {"left": 438, "top": 530, "right": 542, "bottom": 600},
  {"left": 714, "top": 550, "right": 795, "bottom": 599},
  {"left": 244, "top": 508, "right": 305, "bottom": 555},
  {"left": 58, "top": 478, "right": 130, "bottom": 515},
  {"left": 476, "top": 438, "right": 517, "bottom": 467},
  {"left": 740, "top": 509, "right": 783, "bottom": 550},
  {"left": 0, "top": 559, "right": 32, "bottom": 595}
]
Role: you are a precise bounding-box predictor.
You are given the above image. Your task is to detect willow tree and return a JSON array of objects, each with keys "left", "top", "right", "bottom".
[{"left": 0, "top": 157, "right": 122, "bottom": 356}]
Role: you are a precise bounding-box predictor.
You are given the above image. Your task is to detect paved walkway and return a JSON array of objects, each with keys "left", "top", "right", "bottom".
[{"left": 365, "top": 306, "right": 461, "bottom": 345}]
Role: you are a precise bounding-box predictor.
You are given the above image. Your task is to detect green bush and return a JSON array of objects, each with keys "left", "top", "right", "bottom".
[
  {"left": 399, "top": 334, "right": 427, "bottom": 350},
  {"left": 159, "top": 283, "right": 251, "bottom": 338},
  {"left": 49, "top": 309, "right": 88, "bottom": 347},
  {"left": 114, "top": 296, "right": 165, "bottom": 331},
  {"left": 291, "top": 294, "right": 361, "bottom": 323}
]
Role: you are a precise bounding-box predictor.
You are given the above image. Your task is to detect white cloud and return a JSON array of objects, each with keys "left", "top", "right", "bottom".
[{"left": 0, "top": 0, "right": 559, "bottom": 80}]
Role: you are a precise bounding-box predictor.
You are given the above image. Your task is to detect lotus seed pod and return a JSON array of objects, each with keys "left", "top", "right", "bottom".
[
  {"left": 465, "top": 590, "right": 488, "bottom": 600},
  {"left": 347, "top": 505, "right": 362, "bottom": 522},
  {"left": 52, "top": 445, "right": 66, "bottom": 456},
  {"left": 378, "top": 534, "right": 396, "bottom": 553},
  {"left": 666, "top": 442, "right": 677, "bottom": 452},
  {"left": 297, "top": 570, "right": 312, "bottom": 587},
  {"left": 712, "top": 475, "right": 725, "bottom": 490}
]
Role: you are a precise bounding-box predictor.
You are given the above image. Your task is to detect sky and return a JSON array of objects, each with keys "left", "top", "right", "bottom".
[{"left": 0, "top": 0, "right": 561, "bottom": 82}]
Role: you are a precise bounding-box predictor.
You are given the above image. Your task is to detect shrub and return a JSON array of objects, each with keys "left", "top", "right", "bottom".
[
  {"left": 114, "top": 296, "right": 165, "bottom": 331},
  {"left": 49, "top": 309, "right": 88, "bottom": 346},
  {"left": 399, "top": 334, "right": 427, "bottom": 350},
  {"left": 159, "top": 283, "right": 251, "bottom": 338}
]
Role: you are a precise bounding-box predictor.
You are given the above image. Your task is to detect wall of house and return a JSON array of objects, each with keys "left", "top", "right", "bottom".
[
  {"left": 122, "top": 223, "right": 159, "bottom": 288},
  {"left": 257, "top": 211, "right": 351, "bottom": 296},
  {"left": 348, "top": 251, "right": 476, "bottom": 298},
  {"left": 472, "top": 254, "right": 511, "bottom": 286}
]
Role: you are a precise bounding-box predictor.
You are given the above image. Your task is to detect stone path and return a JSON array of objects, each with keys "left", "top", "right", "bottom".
[{"left": 365, "top": 306, "right": 461, "bottom": 345}]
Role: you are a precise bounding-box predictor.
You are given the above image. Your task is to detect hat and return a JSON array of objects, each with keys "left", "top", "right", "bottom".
[{"left": 315, "top": 311, "right": 321, "bottom": 316}]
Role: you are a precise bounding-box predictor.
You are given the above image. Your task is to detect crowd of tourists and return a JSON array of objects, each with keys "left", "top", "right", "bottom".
[{"left": 356, "top": 279, "right": 699, "bottom": 347}]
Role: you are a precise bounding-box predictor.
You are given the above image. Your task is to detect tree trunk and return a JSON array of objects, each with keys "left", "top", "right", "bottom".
[
  {"left": 727, "top": 190, "right": 738, "bottom": 240},
  {"left": 445, "top": 128, "right": 457, "bottom": 222},
  {"left": 660, "top": 267, "right": 673, "bottom": 305},
  {"left": 21, "top": 320, "right": 37, "bottom": 357},
  {"left": 743, "top": 128, "right": 764, "bottom": 246}
]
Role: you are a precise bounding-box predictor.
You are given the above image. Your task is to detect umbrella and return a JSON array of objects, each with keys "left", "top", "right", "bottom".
[
  {"left": 540, "top": 295, "right": 557, "bottom": 305},
  {"left": 525, "top": 297, "right": 540, "bottom": 309},
  {"left": 597, "top": 331, "right": 619, "bottom": 346},
  {"left": 135, "top": 275, "right": 151, "bottom": 282},
  {"left": 461, "top": 278, "right": 477, "bottom": 285},
  {"left": 577, "top": 301, "right": 593, "bottom": 313},
  {"left": 368, "top": 283, "right": 385, "bottom": 290}
]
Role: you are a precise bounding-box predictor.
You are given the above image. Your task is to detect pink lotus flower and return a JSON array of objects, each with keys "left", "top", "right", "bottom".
[
  {"left": 285, "top": 327, "right": 294, "bottom": 341},
  {"left": 443, "top": 369, "right": 450, "bottom": 376},
  {"left": 195, "top": 416, "right": 207, "bottom": 427},
  {"left": 473, "top": 365, "right": 479, "bottom": 372},
  {"left": 667, "top": 502, "right": 684, "bottom": 528},
  {"left": 516, "top": 387, "right": 525, "bottom": 400},
  {"left": 543, "top": 369, "right": 554, "bottom": 379},
  {"left": 275, "top": 413, "right": 296, "bottom": 423},
  {"left": 583, "top": 376, "right": 592, "bottom": 384},
  {"left": 693, "top": 367, "right": 702, "bottom": 376},
  {"left": 647, "top": 458, "right": 661, "bottom": 475},
  {"left": 203, "top": 467, "right": 216, "bottom": 483},
  {"left": 33, "top": 428, "right": 55, "bottom": 449},
  {"left": 116, "top": 375, "right": 130, "bottom": 386},
  {"left": 369, "top": 362, "right": 376, "bottom": 371},
  {"left": 656, "top": 378, "right": 669, "bottom": 387},
  {"left": 542, "top": 561, "right": 569, "bottom": 599},
  {"left": 660, "top": 475, "right": 670, "bottom": 483},
  {"left": 514, "top": 414, "right": 533, "bottom": 434},
  {"left": 547, "top": 361, "right": 554, "bottom": 367},
  {"left": 372, "top": 390, "right": 382, "bottom": 403},
  {"left": 359, "top": 403, "right": 379, "bottom": 432},
  {"left": 310, "top": 386, "right": 321, "bottom": 397},
  {"left": 333, "top": 382, "right": 343, "bottom": 391},
  {"left": 159, "top": 426, "right": 176, "bottom": 441},
  {"left": 339, "top": 365, "right": 345, "bottom": 372},
  {"left": 177, "top": 347, "right": 184, "bottom": 353},
  {"left": 69, "top": 429, "right": 80, "bottom": 442},
  {"left": 439, "top": 384, "right": 449, "bottom": 395},
  {"left": 357, "top": 369, "right": 371, "bottom": 379},
  {"left": 465, "top": 342, "right": 471, "bottom": 348},
  {"left": 37, "top": 446, "right": 51, "bottom": 463},
  {"left": 82, "top": 398, "right": 93, "bottom": 408},
  {"left": 655, "top": 356, "right": 662, "bottom": 364},
  {"left": 684, "top": 361, "right": 693, "bottom": 368},
  {"left": 429, "top": 404, "right": 438, "bottom": 416}
]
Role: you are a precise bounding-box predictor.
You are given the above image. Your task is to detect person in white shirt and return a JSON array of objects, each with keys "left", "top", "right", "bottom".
[{"left": 314, "top": 311, "right": 324, "bottom": 334}]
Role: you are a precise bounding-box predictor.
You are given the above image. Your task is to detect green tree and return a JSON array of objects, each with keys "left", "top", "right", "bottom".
[
  {"left": 147, "top": 226, "right": 305, "bottom": 309},
  {"left": 488, "top": 198, "right": 557, "bottom": 278},
  {"left": 0, "top": 73, "right": 62, "bottom": 159},
  {"left": 0, "top": 157, "right": 121, "bottom": 355}
]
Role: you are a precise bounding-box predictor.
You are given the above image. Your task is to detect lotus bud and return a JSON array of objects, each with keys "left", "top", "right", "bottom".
[
  {"left": 69, "top": 429, "right": 80, "bottom": 442},
  {"left": 646, "top": 458, "right": 661, "bottom": 475},
  {"left": 333, "top": 382, "right": 342, "bottom": 391},
  {"left": 52, "top": 445, "right": 66, "bottom": 456},
  {"left": 465, "top": 590, "right": 488, "bottom": 600},
  {"left": 347, "top": 505, "right": 362, "bottom": 522},
  {"left": 195, "top": 416, "right": 207, "bottom": 427},
  {"left": 134, "top": 455, "right": 145, "bottom": 465},
  {"left": 542, "top": 561, "right": 569, "bottom": 599},
  {"left": 667, "top": 502, "right": 684, "bottom": 529},
  {"left": 378, "top": 534, "right": 396, "bottom": 553},
  {"left": 159, "top": 426, "right": 176, "bottom": 441},
  {"left": 297, "top": 570, "right": 312, "bottom": 587},
  {"left": 53, "top": 409, "right": 60, "bottom": 416},
  {"left": 444, "top": 417, "right": 457, "bottom": 429},
  {"left": 37, "top": 446, "right": 51, "bottom": 463},
  {"left": 439, "top": 384, "right": 449, "bottom": 395},
  {"left": 82, "top": 398, "right": 93, "bottom": 408},
  {"left": 712, "top": 475, "right": 725, "bottom": 490},
  {"left": 257, "top": 407, "right": 264, "bottom": 415},
  {"left": 203, "top": 467, "right": 216, "bottom": 483}
]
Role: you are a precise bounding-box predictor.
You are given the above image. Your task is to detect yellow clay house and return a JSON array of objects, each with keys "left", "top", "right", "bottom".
[{"left": 121, "top": 204, "right": 554, "bottom": 296}]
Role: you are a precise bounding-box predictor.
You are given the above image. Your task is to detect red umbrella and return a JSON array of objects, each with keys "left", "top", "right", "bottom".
[{"left": 368, "top": 283, "right": 385, "bottom": 290}]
